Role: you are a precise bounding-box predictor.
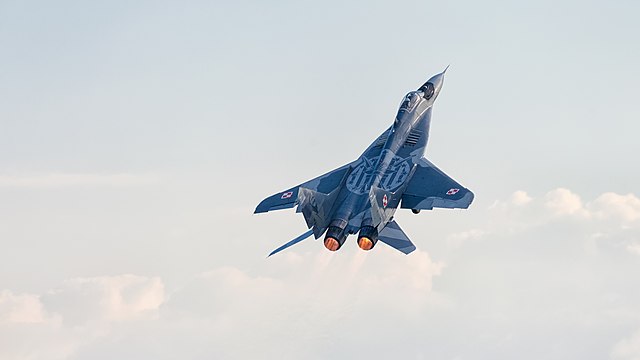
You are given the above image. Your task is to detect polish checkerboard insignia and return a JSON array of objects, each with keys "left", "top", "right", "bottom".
[
  {"left": 446, "top": 188, "right": 460, "bottom": 196},
  {"left": 281, "top": 191, "right": 294, "bottom": 199}
]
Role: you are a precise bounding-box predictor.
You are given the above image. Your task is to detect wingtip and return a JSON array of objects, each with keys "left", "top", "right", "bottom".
[
  {"left": 266, "top": 229, "right": 315, "bottom": 258},
  {"left": 254, "top": 202, "right": 267, "bottom": 214},
  {"left": 405, "top": 246, "right": 417, "bottom": 255}
]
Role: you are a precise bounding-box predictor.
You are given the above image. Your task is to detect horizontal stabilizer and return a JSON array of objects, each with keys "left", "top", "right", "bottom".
[
  {"left": 378, "top": 221, "right": 416, "bottom": 255},
  {"left": 268, "top": 229, "right": 314, "bottom": 257}
]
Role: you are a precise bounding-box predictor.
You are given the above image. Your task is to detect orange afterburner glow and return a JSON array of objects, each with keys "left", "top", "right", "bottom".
[
  {"left": 324, "top": 237, "right": 340, "bottom": 251},
  {"left": 358, "top": 237, "right": 374, "bottom": 250}
]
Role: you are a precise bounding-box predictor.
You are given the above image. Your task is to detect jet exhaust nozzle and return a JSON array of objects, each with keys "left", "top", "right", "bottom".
[
  {"left": 324, "top": 226, "right": 346, "bottom": 251},
  {"left": 357, "top": 226, "right": 378, "bottom": 251}
]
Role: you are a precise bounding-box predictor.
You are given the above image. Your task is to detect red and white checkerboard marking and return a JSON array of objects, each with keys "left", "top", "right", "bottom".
[
  {"left": 281, "top": 191, "right": 293, "bottom": 199},
  {"left": 446, "top": 188, "right": 460, "bottom": 196},
  {"left": 382, "top": 194, "right": 388, "bottom": 208}
]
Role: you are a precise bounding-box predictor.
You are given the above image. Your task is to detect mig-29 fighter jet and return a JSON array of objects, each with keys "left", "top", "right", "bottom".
[{"left": 255, "top": 68, "right": 473, "bottom": 256}]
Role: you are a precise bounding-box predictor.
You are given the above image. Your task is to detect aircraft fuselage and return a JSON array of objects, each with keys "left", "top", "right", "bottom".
[
  {"left": 255, "top": 67, "right": 474, "bottom": 256},
  {"left": 324, "top": 72, "right": 446, "bottom": 250}
]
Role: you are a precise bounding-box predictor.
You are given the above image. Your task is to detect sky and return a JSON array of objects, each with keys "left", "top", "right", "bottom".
[{"left": 1, "top": 0, "right": 640, "bottom": 359}]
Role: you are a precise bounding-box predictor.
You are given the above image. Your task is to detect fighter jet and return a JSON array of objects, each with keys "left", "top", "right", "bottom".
[{"left": 255, "top": 68, "right": 474, "bottom": 256}]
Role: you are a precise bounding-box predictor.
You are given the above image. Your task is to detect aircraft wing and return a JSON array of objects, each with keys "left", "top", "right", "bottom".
[
  {"left": 400, "top": 157, "right": 474, "bottom": 210},
  {"left": 254, "top": 163, "right": 352, "bottom": 214}
]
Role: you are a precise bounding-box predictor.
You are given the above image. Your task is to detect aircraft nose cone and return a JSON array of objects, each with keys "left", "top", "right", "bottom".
[
  {"left": 419, "top": 67, "right": 448, "bottom": 97},
  {"left": 426, "top": 71, "right": 446, "bottom": 92}
]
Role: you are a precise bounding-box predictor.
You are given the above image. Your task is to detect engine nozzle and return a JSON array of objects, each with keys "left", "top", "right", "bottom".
[
  {"left": 324, "top": 226, "right": 346, "bottom": 251},
  {"left": 357, "top": 226, "right": 378, "bottom": 251}
]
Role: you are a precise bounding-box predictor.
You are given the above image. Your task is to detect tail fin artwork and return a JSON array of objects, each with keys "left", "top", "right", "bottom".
[
  {"left": 367, "top": 181, "right": 417, "bottom": 254},
  {"left": 368, "top": 165, "right": 415, "bottom": 226},
  {"left": 368, "top": 186, "right": 398, "bottom": 227}
]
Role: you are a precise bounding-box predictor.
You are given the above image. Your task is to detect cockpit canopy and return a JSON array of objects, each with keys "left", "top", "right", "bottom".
[
  {"left": 418, "top": 82, "right": 435, "bottom": 100},
  {"left": 395, "top": 91, "right": 422, "bottom": 120},
  {"left": 398, "top": 91, "right": 421, "bottom": 112}
]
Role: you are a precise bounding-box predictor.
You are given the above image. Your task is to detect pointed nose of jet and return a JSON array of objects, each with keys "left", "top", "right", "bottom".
[
  {"left": 420, "top": 66, "right": 449, "bottom": 99},
  {"left": 428, "top": 66, "right": 448, "bottom": 91}
]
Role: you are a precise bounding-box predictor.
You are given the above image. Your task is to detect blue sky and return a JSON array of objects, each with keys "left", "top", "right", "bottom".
[{"left": 1, "top": 1, "right": 640, "bottom": 359}]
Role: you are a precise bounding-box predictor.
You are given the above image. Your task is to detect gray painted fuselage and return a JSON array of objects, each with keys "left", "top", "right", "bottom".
[
  {"left": 330, "top": 71, "right": 445, "bottom": 239},
  {"left": 255, "top": 68, "right": 473, "bottom": 255}
]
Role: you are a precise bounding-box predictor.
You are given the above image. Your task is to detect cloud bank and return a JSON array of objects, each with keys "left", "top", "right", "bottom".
[{"left": 2, "top": 188, "right": 640, "bottom": 360}]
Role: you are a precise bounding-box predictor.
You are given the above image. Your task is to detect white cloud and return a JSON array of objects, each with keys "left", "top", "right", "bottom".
[
  {"left": 169, "top": 249, "right": 445, "bottom": 319},
  {"left": 0, "top": 275, "right": 165, "bottom": 360},
  {"left": 2, "top": 189, "right": 640, "bottom": 359},
  {"left": 544, "top": 188, "right": 589, "bottom": 217},
  {"left": 0, "top": 252, "right": 445, "bottom": 359},
  {"left": 612, "top": 329, "right": 640, "bottom": 360},
  {"left": 511, "top": 190, "right": 533, "bottom": 206},
  {"left": 159, "top": 249, "right": 446, "bottom": 358},
  {"left": 0, "top": 173, "right": 159, "bottom": 188},
  {"left": 0, "top": 292, "right": 69, "bottom": 360},
  {"left": 479, "top": 189, "right": 640, "bottom": 247},
  {"left": 44, "top": 275, "right": 165, "bottom": 324},
  {"left": 447, "top": 229, "right": 485, "bottom": 249},
  {"left": 0, "top": 291, "right": 50, "bottom": 324},
  {"left": 486, "top": 188, "right": 639, "bottom": 231},
  {"left": 590, "top": 193, "right": 640, "bottom": 223},
  {"left": 627, "top": 243, "right": 640, "bottom": 256}
]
